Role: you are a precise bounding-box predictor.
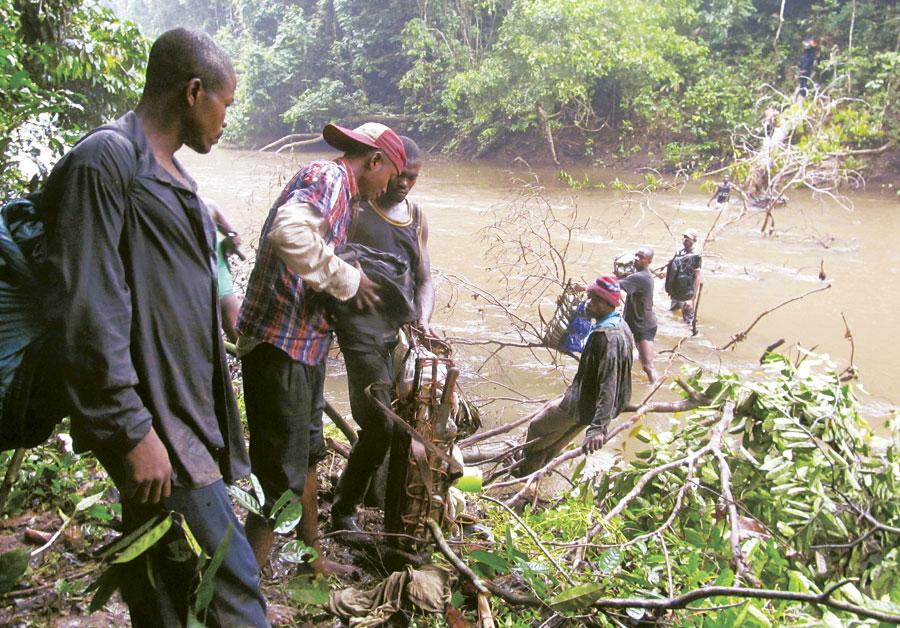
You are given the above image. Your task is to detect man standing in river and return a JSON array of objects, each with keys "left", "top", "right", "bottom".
[
  {"left": 619, "top": 247, "right": 659, "bottom": 384},
  {"left": 236, "top": 122, "right": 405, "bottom": 574},
  {"left": 665, "top": 228, "right": 703, "bottom": 325},
  {"left": 330, "top": 136, "right": 435, "bottom": 534},
  {"left": 515, "top": 276, "right": 633, "bottom": 475},
  {"left": 39, "top": 29, "right": 269, "bottom": 626}
]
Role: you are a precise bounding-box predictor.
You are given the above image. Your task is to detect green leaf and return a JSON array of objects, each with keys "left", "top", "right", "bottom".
[
  {"left": 87, "top": 504, "right": 114, "bottom": 521},
  {"left": 269, "top": 489, "right": 297, "bottom": 519},
  {"left": 112, "top": 514, "right": 173, "bottom": 564},
  {"left": 626, "top": 607, "right": 646, "bottom": 621},
  {"left": 597, "top": 547, "right": 623, "bottom": 573},
  {"left": 98, "top": 512, "right": 169, "bottom": 560},
  {"left": 549, "top": 582, "right": 605, "bottom": 612},
  {"left": 279, "top": 539, "right": 317, "bottom": 564},
  {"left": 273, "top": 499, "right": 304, "bottom": 534},
  {"left": 74, "top": 492, "right": 105, "bottom": 512},
  {"left": 714, "top": 568, "right": 735, "bottom": 587},
  {"left": 227, "top": 484, "right": 261, "bottom": 516},
  {"left": 0, "top": 549, "right": 31, "bottom": 596},
  {"left": 194, "top": 524, "right": 233, "bottom": 614},
  {"left": 286, "top": 574, "right": 331, "bottom": 606},
  {"left": 250, "top": 474, "right": 266, "bottom": 510},
  {"left": 469, "top": 550, "right": 510, "bottom": 574},
  {"left": 744, "top": 603, "right": 772, "bottom": 627},
  {"left": 86, "top": 564, "right": 123, "bottom": 612}
]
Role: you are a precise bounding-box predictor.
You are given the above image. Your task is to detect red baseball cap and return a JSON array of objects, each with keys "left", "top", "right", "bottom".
[{"left": 322, "top": 122, "right": 407, "bottom": 174}]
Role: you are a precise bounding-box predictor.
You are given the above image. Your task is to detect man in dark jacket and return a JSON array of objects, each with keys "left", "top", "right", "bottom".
[
  {"left": 40, "top": 29, "right": 268, "bottom": 627},
  {"left": 516, "top": 276, "right": 633, "bottom": 476}
]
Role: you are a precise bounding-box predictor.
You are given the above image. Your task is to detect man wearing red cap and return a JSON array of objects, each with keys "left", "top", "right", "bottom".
[
  {"left": 516, "top": 276, "right": 633, "bottom": 476},
  {"left": 235, "top": 122, "right": 406, "bottom": 575}
]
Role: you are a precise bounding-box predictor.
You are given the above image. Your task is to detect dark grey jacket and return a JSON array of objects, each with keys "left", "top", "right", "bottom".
[
  {"left": 560, "top": 322, "right": 633, "bottom": 437},
  {"left": 40, "top": 112, "right": 248, "bottom": 488}
]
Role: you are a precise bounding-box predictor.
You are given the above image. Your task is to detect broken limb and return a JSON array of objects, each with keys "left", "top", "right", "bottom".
[
  {"left": 719, "top": 284, "right": 832, "bottom": 350},
  {"left": 839, "top": 312, "right": 858, "bottom": 381},
  {"left": 479, "top": 495, "right": 577, "bottom": 587},
  {"left": 425, "top": 518, "right": 543, "bottom": 609},
  {"left": 590, "top": 581, "right": 900, "bottom": 624}
]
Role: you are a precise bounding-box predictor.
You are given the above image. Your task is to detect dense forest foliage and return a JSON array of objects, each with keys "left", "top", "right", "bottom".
[
  {"left": 3, "top": 0, "right": 899, "bottom": 192},
  {"left": 104, "top": 0, "right": 899, "bottom": 170},
  {"left": 0, "top": 0, "right": 146, "bottom": 192}
]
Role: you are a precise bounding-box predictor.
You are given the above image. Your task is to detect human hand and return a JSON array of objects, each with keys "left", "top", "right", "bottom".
[
  {"left": 230, "top": 232, "right": 242, "bottom": 246},
  {"left": 416, "top": 320, "right": 436, "bottom": 337},
  {"left": 123, "top": 427, "right": 172, "bottom": 504},
  {"left": 582, "top": 431, "right": 607, "bottom": 454},
  {"left": 572, "top": 282, "right": 587, "bottom": 293},
  {"left": 353, "top": 264, "right": 380, "bottom": 311}
]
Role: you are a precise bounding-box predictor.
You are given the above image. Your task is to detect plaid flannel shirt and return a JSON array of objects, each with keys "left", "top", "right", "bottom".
[{"left": 237, "top": 158, "right": 357, "bottom": 365}]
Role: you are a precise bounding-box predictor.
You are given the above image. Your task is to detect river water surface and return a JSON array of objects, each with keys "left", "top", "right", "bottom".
[{"left": 180, "top": 145, "right": 898, "bottom": 435}]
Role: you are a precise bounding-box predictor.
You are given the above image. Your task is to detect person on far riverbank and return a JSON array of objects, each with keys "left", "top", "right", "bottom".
[
  {"left": 619, "top": 247, "right": 659, "bottom": 383},
  {"left": 514, "top": 276, "right": 633, "bottom": 476},
  {"left": 235, "top": 122, "right": 404, "bottom": 576}
]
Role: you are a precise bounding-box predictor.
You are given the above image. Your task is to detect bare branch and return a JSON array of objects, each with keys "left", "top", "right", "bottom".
[{"left": 719, "top": 285, "right": 832, "bottom": 350}]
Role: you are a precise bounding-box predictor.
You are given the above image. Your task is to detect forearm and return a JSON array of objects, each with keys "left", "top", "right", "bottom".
[
  {"left": 415, "top": 277, "right": 435, "bottom": 324},
  {"left": 267, "top": 198, "right": 360, "bottom": 300}
]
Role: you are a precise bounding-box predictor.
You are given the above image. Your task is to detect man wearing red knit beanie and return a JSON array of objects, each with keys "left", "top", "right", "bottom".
[{"left": 515, "top": 276, "right": 634, "bottom": 475}]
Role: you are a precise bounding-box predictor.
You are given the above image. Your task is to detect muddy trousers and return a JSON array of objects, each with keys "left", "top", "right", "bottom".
[
  {"left": 95, "top": 448, "right": 268, "bottom": 627},
  {"left": 516, "top": 397, "right": 584, "bottom": 477},
  {"left": 332, "top": 345, "right": 395, "bottom": 517}
]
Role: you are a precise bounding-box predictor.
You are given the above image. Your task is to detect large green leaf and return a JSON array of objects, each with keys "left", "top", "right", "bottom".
[
  {"left": 548, "top": 582, "right": 605, "bottom": 612},
  {"left": 0, "top": 548, "right": 30, "bottom": 596},
  {"left": 469, "top": 549, "right": 510, "bottom": 574},
  {"left": 279, "top": 539, "right": 317, "bottom": 564},
  {"left": 194, "top": 524, "right": 234, "bottom": 614},
  {"left": 286, "top": 574, "right": 331, "bottom": 606},
  {"left": 112, "top": 514, "right": 173, "bottom": 564},
  {"left": 273, "top": 499, "right": 304, "bottom": 534}
]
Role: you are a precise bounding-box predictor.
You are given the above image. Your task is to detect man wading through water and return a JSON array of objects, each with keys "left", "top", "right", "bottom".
[
  {"left": 40, "top": 29, "right": 269, "bottom": 626},
  {"left": 236, "top": 123, "right": 405, "bottom": 575},
  {"left": 665, "top": 228, "right": 703, "bottom": 325},
  {"left": 329, "top": 136, "right": 435, "bottom": 536}
]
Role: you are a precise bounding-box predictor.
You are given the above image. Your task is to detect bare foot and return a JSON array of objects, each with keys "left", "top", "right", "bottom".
[{"left": 266, "top": 602, "right": 298, "bottom": 627}]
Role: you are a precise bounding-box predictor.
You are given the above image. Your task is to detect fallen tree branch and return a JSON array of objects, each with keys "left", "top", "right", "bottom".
[
  {"left": 426, "top": 518, "right": 489, "bottom": 595},
  {"left": 590, "top": 581, "right": 900, "bottom": 624},
  {"left": 719, "top": 284, "right": 832, "bottom": 350},
  {"left": 258, "top": 133, "right": 318, "bottom": 152},
  {"left": 479, "top": 495, "right": 576, "bottom": 586}
]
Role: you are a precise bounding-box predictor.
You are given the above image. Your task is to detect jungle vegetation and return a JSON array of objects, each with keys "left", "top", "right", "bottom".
[{"left": 3, "top": 0, "right": 900, "bottom": 193}]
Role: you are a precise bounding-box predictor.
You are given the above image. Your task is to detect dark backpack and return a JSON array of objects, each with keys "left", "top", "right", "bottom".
[
  {"left": 0, "top": 124, "right": 136, "bottom": 451},
  {"left": 0, "top": 193, "right": 66, "bottom": 450},
  {"left": 665, "top": 252, "right": 697, "bottom": 302}
]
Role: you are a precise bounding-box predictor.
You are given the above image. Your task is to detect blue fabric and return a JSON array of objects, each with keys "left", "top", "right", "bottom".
[
  {"left": 591, "top": 310, "right": 622, "bottom": 331},
  {"left": 91, "top": 449, "right": 269, "bottom": 628},
  {"left": 562, "top": 301, "right": 592, "bottom": 353}
]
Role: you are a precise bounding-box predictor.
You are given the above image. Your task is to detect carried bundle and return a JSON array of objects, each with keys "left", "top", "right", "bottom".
[{"left": 378, "top": 329, "right": 479, "bottom": 552}]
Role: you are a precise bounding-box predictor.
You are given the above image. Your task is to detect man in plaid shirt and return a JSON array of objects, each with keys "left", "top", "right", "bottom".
[{"left": 236, "top": 122, "right": 406, "bottom": 575}]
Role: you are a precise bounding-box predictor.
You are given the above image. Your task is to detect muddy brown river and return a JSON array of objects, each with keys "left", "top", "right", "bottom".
[{"left": 180, "top": 145, "right": 897, "bottom": 434}]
